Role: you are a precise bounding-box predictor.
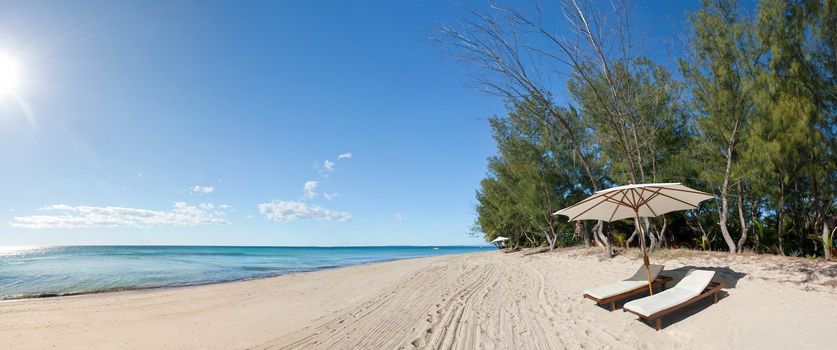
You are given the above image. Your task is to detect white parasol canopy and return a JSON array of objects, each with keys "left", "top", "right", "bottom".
[
  {"left": 490, "top": 236, "right": 509, "bottom": 243},
  {"left": 553, "top": 183, "right": 714, "bottom": 222}
]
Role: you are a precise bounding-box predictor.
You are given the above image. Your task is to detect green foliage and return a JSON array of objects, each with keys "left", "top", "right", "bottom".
[
  {"left": 611, "top": 231, "right": 627, "bottom": 248},
  {"left": 556, "top": 232, "right": 581, "bottom": 248},
  {"left": 470, "top": 0, "right": 836, "bottom": 257},
  {"left": 743, "top": 0, "right": 837, "bottom": 257},
  {"left": 694, "top": 235, "right": 711, "bottom": 251},
  {"left": 475, "top": 97, "right": 588, "bottom": 248},
  {"left": 568, "top": 59, "right": 689, "bottom": 185}
]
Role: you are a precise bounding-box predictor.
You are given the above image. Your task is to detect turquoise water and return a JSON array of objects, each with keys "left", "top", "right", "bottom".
[{"left": 0, "top": 245, "right": 488, "bottom": 300}]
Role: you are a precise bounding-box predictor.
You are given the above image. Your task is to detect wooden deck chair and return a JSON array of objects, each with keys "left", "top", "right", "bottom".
[
  {"left": 623, "top": 269, "right": 724, "bottom": 330},
  {"left": 583, "top": 265, "right": 672, "bottom": 311}
]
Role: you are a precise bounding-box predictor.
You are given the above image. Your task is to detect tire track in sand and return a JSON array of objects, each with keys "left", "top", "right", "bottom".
[{"left": 252, "top": 252, "right": 642, "bottom": 350}]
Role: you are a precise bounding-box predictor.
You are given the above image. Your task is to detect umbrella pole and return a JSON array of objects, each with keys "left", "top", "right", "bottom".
[{"left": 635, "top": 210, "right": 653, "bottom": 296}]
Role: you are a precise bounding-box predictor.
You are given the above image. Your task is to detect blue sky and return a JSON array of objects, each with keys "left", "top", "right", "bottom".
[{"left": 0, "top": 1, "right": 698, "bottom": 246}]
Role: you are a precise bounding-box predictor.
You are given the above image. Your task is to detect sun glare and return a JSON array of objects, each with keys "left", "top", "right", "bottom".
[{"left": 0, "top": 54, "right": 22, "bottom": 98}]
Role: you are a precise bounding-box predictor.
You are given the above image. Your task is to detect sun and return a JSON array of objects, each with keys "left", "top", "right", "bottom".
[{"left": 0, "top": 54, "right": 22, "bottom": 98}]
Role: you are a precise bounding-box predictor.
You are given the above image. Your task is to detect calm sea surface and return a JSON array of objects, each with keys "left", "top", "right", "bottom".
[{"left": 0, "top": 245, "right": 488, "bottom": 300}]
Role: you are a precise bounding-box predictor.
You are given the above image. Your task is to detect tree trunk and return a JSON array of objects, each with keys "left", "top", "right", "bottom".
[
  {"left": 544, "top": 219, "right": 558, "bottom": 251},
  {"left": 594, "top": 221, "right": 611, "bottom": 256},
  {"left": 593, "top": 227, "right": 604, "bottom": 248},
  {"left": 546, "top": 230, "right": 557, "bottom": 250},
  {"left": 577, "top": 221, "right": 591, "bottom": 248},
  {"left": 777, "top": 174, "right": 785, "bottom": 256},
  {"left": 625, "top": 227, "right": 638, "bottom": 248},
  {"left": 645, "top": 218, "right": 658, "bottom": 251},
  {"left": 719, "top": 197, "right": 736, "bottom": 254},
  {"left": 823, "top": 223, "right": 832, "bottom": 261},
  {"left": 522, "top": 229, "right": 537, "bottom": 247},
  {"left": 696, "top": 217, "right": 710, "bottom": 251},
  {"left": 715, "top": 106, "right": 743, "bottom": 254},
  {"left": 736, "top": 181, "right": 748, "bottom": 252},
  {"left": 657, "top": 216, "right": 668, "bottom": 249},
  {"left": 539, "top": 166, "right": 558, "bottom": 251},
  {"left": 750, "top": 199, "right": 760, "bottom": 253},
  {"left": 625, "top": 219, "right": 645, "bottom": 249},
  {"left": 719, "top": 139, "right": 738, "bottom": 253}
]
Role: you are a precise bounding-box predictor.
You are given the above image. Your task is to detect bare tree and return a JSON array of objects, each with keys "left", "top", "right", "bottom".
[
  {"left": 439, "top": 1, "right": 685, "bottom": 256},
  {"left": 736, "top": 181, "right": 748, "bottom": 252},
  {"left": 437, "top": 1, "right": 614, "bottom": 255}
]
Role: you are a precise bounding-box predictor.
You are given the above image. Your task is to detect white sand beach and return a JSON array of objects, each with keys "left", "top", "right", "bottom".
[{"left": 1, "top": 248, "right": 835, "bottom": 349}]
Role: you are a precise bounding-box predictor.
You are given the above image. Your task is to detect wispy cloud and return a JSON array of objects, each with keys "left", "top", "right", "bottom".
[
  {"left": 323, "top": 192, "right": 340, "bottom": 201},
  {"left": 258, "top": 201, "right": 351, "bottom": 222},
  {"left": 317, "top": 153, "right": 350, "bottom": 177},
  {"left": 191, "top": 185, "right": 214, "bottom": 194},
  {"left": 10, "top": 203, "right": 229, "bottom": 229},
  {"left": 303, "top": 180, "right": 319, "bottom": 199},
  {"left": 393, "top": 213, "right": 406, "bottom": 222}
]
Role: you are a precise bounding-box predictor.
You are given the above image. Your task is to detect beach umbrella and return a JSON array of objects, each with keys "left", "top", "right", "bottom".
[
  {"left": 490, "top": 236, "right": 509, "bottom": 249},
  {"left": 553, "top": 183, "right": 714, "bottom": 295}
]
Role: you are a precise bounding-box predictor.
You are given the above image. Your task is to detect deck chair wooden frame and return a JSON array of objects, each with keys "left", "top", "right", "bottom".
[
  {"left": 623, "top": 281, "right": 725, "bottom": 331},
  {"left": 583, "top": 275, "right": 673, "bottom": 311}
]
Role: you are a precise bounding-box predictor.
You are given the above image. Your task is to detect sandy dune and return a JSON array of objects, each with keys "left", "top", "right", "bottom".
[{"left": 1, "top": 248, "right": 835, "bottom": 349}]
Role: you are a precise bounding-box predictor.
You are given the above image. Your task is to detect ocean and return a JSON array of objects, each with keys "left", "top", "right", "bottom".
[{"left": 0, "top": 245, "right": 488, "bottom": 300}]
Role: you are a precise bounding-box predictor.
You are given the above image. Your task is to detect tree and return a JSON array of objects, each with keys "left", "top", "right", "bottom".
[
  {"left": 441, "top": 0, "right": 692, "bottom": 255},
  {"left": 475, "top": 98, "right": 588, "bottom": 250},
  {"left": 680, "top": 0, "right": 760, "bottom": 253},
  {"left": 461, "top": 0, "right": 836, "bottom": 259},
  {"left": 746, "top": 0, "right": 837, "bottom": 256},
  {"left": 570, "top": 58, "right": 689, "bottom": 250}
]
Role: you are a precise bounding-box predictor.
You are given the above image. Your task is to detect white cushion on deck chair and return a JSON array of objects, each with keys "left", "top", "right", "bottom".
[
  {"left": 584, "top": 264, "right": 664, "bottom": 300},
  {"left": 623, "top": 269, "right": 715, "bottom": 317}
]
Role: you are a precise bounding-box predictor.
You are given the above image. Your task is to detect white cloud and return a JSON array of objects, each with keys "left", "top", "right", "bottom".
[
  {"left": 303, "top": 180, "right": 319, "bottom": 199},
  {"left": 258, "top": 201, "right": 351, "bottom": 222},
  {"left": 322, "top": 160, "right": 335, "bottom": 173},
  {"left": 337, "top": 152, "right": 352, "bottom": 160},
  {"left": 10, "top": 203, "right": 229, "bottom": 229},
  {"left": 393, "top": 213, "right": 406, "bottom": 222},
  {"left": 323, "top": 192, "right": 340, "bottom": 201},
  {"left": 191, "top": 185, "right": 214, "bottom": 194}
]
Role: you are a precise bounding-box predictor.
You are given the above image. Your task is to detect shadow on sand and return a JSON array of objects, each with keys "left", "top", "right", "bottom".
[{"left": 592, "top": 266, "right": 746, "bottom": 330}]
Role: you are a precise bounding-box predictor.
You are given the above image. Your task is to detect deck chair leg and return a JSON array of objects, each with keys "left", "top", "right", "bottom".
[
  {"left": 655, "top": 319, "right": 662, "bottom": 331},
  {"left": 610, "top": 302, "right": 615, "bottom": 311},
  {"left": 713, "top": 293, "right": 718, "bottom": 304}
]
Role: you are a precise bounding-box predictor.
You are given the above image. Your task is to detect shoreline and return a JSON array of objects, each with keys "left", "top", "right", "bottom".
[
  {"left": 1, "top": 248, "right": 834, "bottom": 349},
  {"left": 0, "top": 250, "right": 490, "bottom": 303}
]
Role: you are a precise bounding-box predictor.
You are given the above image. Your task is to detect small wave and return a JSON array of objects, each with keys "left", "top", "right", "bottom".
[{"left": 0, "top": 246, "right": 486, "bottom": 300}]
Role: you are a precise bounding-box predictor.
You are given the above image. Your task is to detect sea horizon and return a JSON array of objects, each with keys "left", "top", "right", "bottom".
[
  {"left": 0, "top": 245, "right": 490, "bottom": 300},
  {"left": 1, "top": 244, "right": 490, "bottom": 248}
]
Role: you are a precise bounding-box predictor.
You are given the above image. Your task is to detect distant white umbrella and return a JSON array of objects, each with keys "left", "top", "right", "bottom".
[
  {"left": 554, "top": 183, "right": 714, "bottom": 294},
  {"left": 490, "top": 236, "right": 509, "bottom": 249}
]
